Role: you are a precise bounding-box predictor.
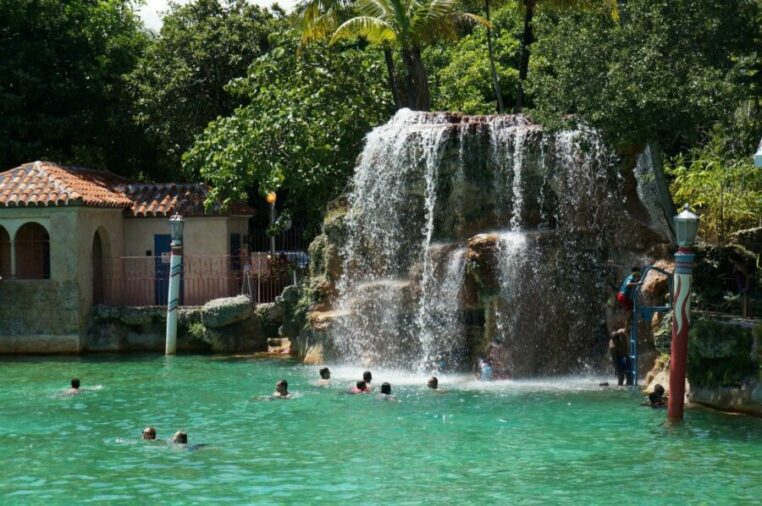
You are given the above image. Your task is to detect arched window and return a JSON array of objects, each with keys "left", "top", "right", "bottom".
[
  {"left": 0, "top": 226, "right": 10, "bottom": 279},
  {"left": 15, "top": 222, "right": 50, "bottom": 279}
]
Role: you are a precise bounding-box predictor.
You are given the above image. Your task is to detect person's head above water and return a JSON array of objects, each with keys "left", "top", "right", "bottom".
[
  {"left": 380, "top": 382, "right": 392, "bottom": 395},
  {"left": 319, "top": 367, "right": 330, "bottom": 380},
  {"left": 427, "top": 376, "right": 438, "bottom": 389},
  {"left": 172, "top": 431, "right": 187, "bottom": 444},
  {"left": 70, "top": 378, "right": 80, "bottom": 389},
  {"left": 275, "top": 379, "right": 289, "bottom": 396},
  {"left": 356, "top": 380, "right": 367, "bottom": 391},
  {"left": 653, "top": 384, "right": 665, "bottom": 397},
  {"left": 142, "top": 427, "right": 157, "bottom": 440},
  {"left": 363, "top": 371, "right": 372, "bottom": 383}
]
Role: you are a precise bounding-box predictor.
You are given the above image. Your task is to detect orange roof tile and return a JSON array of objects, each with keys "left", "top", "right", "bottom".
[
  {"left": 0, "top": 161, "right": 133, "bottom": 208},
  {"left": 0, "top": 161, "right": 255, "bottom": 217}
]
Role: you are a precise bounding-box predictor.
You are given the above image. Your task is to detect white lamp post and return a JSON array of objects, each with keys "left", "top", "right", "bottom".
[
  {"left": 165, "top": 213, "right": 184, "bottom": 355},
  {"left": 754, "top": 138, "right": 762, "bottom": 168},
  {"left": 668, "top": 204, "right": 700, "bottom": 421}
]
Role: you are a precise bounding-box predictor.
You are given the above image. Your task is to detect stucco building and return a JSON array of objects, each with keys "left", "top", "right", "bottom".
[{"left": 0, "top": 161, "right": 253, "bottom": 352}]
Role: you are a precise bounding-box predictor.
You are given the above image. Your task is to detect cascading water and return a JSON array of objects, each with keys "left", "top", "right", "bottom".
[{"left": 322, "top": 109, "right": 668, "bottom": 374}]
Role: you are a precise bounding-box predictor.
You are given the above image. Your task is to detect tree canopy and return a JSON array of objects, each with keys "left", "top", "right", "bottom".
[
  {"left": 183, "top": 30, "right": 393, "bottom": 233},
  {"left": 127, "top": 0, "right": 278, "bottom": 178},
  {"left": 0, "top": 0, "right": 150, "bottom": 174}
]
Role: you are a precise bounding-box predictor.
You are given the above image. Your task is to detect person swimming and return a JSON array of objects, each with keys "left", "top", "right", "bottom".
[
  {"left": 648, "top": 384, "right": 666, "bottom": 408},
  {"left": 273, "top": 379, "right": 291, "bottom": 398},
  {"left": 349, "top": 381, "right": 369, "bottom": 394},
  {"left": 427, "top": 377, "right": 438, "bottom": 389},
  {"left": 316, "top": 367, "right": 331, "bottom": 386},
  {"left": 378, "top": 382, "right": 395, "bottom": 400},
  {"left": 142, "top": 427, "right": 157, "bottom": 440},
  {"left": 69, "top": 378, "right": 80, "bottom": 393},
  {"left": 363, "top": 371, "right": 373, "bottom": 390},
  {"left": 172, "top": 431, "right": 187, "bottom": 444}
]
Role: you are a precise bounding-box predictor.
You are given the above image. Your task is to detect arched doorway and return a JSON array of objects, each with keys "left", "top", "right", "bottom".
[
  {"left": 15, "top": 222, "right": 50, "bottom": 279},
  {"left": 92, "top": 231, "right": 104, "bottom": 304},
  {"left": 0, "top": 226, "right": 10, "bottom": 279}
]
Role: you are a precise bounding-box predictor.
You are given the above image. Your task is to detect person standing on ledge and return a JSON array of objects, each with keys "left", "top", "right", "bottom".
[
  {"left": 609, "top": 329, "right": 631, "bottom": 386},
  {"left": 617, "top": 267, "right": 641, "bottom": 329}
]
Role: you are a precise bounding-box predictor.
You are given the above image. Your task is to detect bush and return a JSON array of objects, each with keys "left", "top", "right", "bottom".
[{"left": 687, "top": 319, "right": 756, "bottom": 388}]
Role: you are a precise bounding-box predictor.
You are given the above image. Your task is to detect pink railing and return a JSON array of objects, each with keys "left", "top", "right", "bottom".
[{"left": 98, "top": 253, "right": 306, "bottom": 306}]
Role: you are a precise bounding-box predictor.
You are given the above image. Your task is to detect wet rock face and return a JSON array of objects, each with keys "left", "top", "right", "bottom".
[{"left": 302, "top": 109, "right": 672, "bottom": 374}]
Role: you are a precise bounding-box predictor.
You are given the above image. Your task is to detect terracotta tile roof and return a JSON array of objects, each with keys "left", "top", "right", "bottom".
[
  {"left": 0, "top": 161, "right": 255, "bottom": 217},
  {"left": 0, "top": 161, "right": 133, "bottom": 208},
  {"left": 120, "top": 183, "right": 255, "bottom": 217}
]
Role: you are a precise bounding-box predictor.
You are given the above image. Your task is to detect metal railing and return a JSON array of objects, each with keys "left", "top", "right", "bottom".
[{"left": 98, "top": 253, "right": 307, "bottom": 307}]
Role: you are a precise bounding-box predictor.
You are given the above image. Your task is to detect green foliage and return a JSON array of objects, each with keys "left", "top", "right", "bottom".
[
  {"left": 187, "top": 321, "right": 208, "bottom": 341},
  {"left": 688, "top": 319, "right": 756, "bottom": 388},
  {"left": 667, "top": 132, "right": 762, "bottom": 245},
  {"left": 528, "top": 0, "right": 759, "bottom": 151},
  {"left": 128, "top": 0, "right": 277, "bottom": 179},
  {"left": 426, "top": 6, "right": 521, "bottom": 114},
  {"left": 183, "top": 30, "right": 393, "bottom": 234},
  {"left": 0, "top": 0, "right": 151, "bottom": 174}
]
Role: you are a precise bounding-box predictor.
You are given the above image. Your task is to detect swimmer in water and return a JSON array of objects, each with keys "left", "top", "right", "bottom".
[
  {"left": 273, "top": 379, "right": 291, "bottom": 398},
  {"left": 317, "top": 367, "right": 331, "bottom": 386},
  {"left": 172, "top": 431, "right": 188, "bottom": 444},
  {"left": 142, "top": 427, "right": 157, "bottom": 440},
  {"left": 69, "top": 378, "right": 80, "bottom": 393},
  {"left": 349, "top": 380, "right": 369, "bottom": 394},
  {"left": 647, "top": 384, "right": 666, "bottom": 408},
  {"left": 363, "top": 371, "right": 373, "bottom": 391},
  {"left": 378, "top": 382, "right": 395, "bottom": 400},
  {"left": 427, "top": 376, "right": 446, "bottom": 392}
]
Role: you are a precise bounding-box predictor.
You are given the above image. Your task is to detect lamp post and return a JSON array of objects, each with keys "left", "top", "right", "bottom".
[
  {"left": 668, "top": 204, "right": 700, "bottom": 421},
  {"left": 754, "top": 138, "right": 762, "bottom": 168},
  {"left": 165, "top": 213, "right": 184, "bottom": 355},
  {"left": 266, "top": 192, "right": 277, "bottom": 255}
]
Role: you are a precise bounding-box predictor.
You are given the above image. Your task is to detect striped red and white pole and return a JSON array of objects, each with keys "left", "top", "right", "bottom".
[{"left": 668, "top": 247, "right": 694, "bottom": 421}]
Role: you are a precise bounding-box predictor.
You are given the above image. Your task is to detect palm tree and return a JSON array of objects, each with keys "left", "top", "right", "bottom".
[
  {"left": 298, "top": 0, "right": 402, "bottom": 108},
  {"left": 329, "top": 0, "right": 490, "bottom": 110},
  {"left": 514, "top": 0, "right": 619, "bottom": 112}
]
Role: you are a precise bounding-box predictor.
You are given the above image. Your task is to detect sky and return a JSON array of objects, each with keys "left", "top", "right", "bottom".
[{"left": 136, "top": 0, "right": 298, "bottom": 32}]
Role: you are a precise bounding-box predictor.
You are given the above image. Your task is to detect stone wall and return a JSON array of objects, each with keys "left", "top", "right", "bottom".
[
  {"left": 687, "top": 319, "right": 762, "bottom": 416},
  {"left": 0, "top": 279, "right": 82, "bottom": 352},
  {"left": 86, "top": 296, "right": 282, "bottom": 353}
]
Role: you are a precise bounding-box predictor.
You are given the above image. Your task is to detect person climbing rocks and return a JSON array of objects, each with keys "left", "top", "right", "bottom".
[
  {"left": 617, "top": 267, "right": 642, "bottom": 329},
  {"left": 617, "top": 267, "right": 641, "bottom": 311},
  {"left": 609, "top": 329, "right": 631, "bottom": 386}
]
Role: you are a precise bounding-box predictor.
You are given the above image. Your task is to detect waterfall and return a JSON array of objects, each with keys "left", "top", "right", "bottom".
[{"left": 321, "top": 109, "right": 661, "bottom": 374}]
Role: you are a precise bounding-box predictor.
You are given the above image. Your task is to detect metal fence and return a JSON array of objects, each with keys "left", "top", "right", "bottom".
[{"left": 99, "top": 253, "right": 307, "bottom": 307}]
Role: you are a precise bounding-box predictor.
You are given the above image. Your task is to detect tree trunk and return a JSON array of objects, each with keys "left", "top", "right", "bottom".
[
  {"left": 514, "top": 0, "right": 535, "bottom": 113},
  {"left": 383, "top": 45, "right": 401, "bottom": 109},
  {"left": 485, "top": 0, "right": 504, "bottom": 114},
  {"left": 401, "top": 46, "right": 431, "bottom": 111}
]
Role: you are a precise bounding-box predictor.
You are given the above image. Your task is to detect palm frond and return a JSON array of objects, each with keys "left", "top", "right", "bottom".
[{"left": 330, "top": 16, "right": 398, "bottom": 45}]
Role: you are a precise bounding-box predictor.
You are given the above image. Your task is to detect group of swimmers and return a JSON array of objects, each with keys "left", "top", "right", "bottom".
[
  {"left": 269, "top": 367, "right": 445, "bottom": 400},
  {"left": 65, "top": 377, "right": 199, "bottom": 447}
]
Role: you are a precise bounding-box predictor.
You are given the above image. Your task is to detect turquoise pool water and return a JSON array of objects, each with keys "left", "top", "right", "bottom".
[{"left": 1, "top": 355, "right": 760, "bottom": 504}]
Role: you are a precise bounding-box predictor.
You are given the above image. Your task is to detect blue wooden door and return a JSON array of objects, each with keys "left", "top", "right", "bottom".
[{"left": 154, "top": 235, "right": 171, "bottom": 305}]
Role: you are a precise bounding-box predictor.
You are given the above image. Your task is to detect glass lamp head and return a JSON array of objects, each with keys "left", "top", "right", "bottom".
[
  {"left": 674, "top": 204, "right": 699, "bottom": 247},
  {"left": 266, "top": 192, "right": 277, "bottom": 205},
  {"left": 169, "top": 213, "right": 184, "bottom": 241}
]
